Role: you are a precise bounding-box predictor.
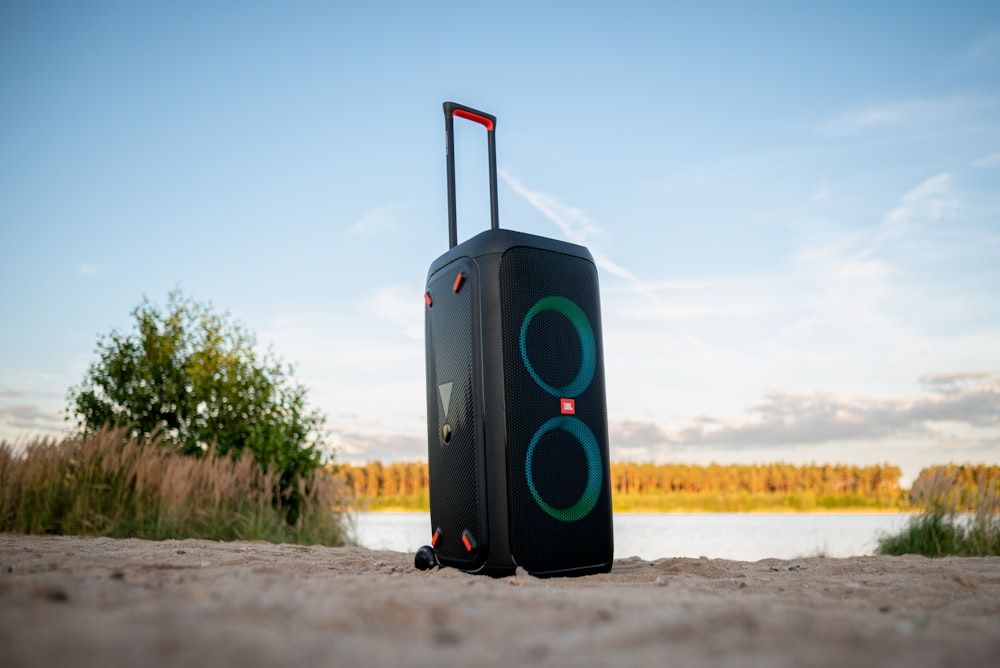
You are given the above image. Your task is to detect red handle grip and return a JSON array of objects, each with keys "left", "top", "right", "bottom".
[{"left": 452, "top": 107, "right": 495, "bottom": 131}]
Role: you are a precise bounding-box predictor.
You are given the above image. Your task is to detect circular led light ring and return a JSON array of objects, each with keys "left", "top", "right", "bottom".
[
  {"left": 525, "top": 416, "right": 602, "bottom": 522},
  {"left": 519, "top": 296, "right": 596, "bottom": 398}
]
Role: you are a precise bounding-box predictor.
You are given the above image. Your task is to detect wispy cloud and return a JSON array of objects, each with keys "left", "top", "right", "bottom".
[
  {"left": 972, "top": 152, "right": 1000, "bottom": 167},
  {"left": 809, "top": 180, "right": 834, "bottom": 203},
  {"left": 364, "top": 284, "right": 424, "bottom": 341},
  {"left": 920, "top": 370, "right": 995, "bottom": 394},
  {"left": 499, "top": 169, "right": 709, "bottom": 352},
  {"left": 881, "top": 173, "right": 956, "bottom": 238},
  {"left": 499, "top": 168, "right": 623, "bottom": 276},
  {"left": 77, "top": 264, "right": 100, "bottom": 276},
  {"left": 966, "top": 27, "right": 1000, "bottom": 64},
  {"left": 789, "top": 171, "right": 960, "bottom": 329},
  {"left": 816, "top": 96, "right": 988, "bottom": 137},
  {"left": 0, "top": 387, "right": 65, "bottom": 399},
  {"left": 347, "top": 203, "right": 402, "bottom": 237}
]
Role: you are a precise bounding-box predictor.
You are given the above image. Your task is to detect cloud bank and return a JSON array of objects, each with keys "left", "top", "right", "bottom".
[
  {"left": 610, "top": 371, "right": 1000, "bottom": 453},
  {"left": 0, "top": 403, "right": 65, "bottom": 434}
]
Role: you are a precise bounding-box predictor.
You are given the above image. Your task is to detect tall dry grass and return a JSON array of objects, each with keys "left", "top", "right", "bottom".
[
  {"left": 877, "top": 466, "right": 1000, "bottom": 557},
  {"left": 0, "top": 428, "right": 352, "bottom": 546}
]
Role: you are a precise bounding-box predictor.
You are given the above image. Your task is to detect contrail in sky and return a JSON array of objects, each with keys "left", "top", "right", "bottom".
[{"left": 499, "top": 169, "right": 708, "bottom": 353}]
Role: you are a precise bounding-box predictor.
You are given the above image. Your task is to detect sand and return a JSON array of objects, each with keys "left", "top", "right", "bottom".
[{"left": 1, "top": 534, "right": 998, "bottom": 667}]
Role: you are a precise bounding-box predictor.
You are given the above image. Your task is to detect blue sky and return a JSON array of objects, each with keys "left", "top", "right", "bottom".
[{"left": 2, "top": 1, "right": 998, "bottom": 485}]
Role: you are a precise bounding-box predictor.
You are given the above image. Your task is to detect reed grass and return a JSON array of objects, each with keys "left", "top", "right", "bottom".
[
  {"left": 0, "top": 428, "right": 352, "bottom": 546},
  {"left": 876, "top": 467, "right": 1000, "bottom": 557}
]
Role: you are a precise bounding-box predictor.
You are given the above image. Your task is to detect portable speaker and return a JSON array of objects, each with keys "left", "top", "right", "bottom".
[{"left": 422, "top": 102, "right": 613, "bottom": 577}]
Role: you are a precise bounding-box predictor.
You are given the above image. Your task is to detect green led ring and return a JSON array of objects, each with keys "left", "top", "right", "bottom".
[
  {"left": 525, "top": 416, "right": 602, "bottom": 522},
  {"left": 519, "top": 296, "right": 596, "bottom": 398}
]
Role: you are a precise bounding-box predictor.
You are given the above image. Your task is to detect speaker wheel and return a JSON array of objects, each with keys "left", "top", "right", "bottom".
[{"left": 414, "top": 545, "right": 437, "bottom": 571}]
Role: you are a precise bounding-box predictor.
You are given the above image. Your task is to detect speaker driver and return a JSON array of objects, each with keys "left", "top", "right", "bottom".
[
  {"left": 525, "top": 415, "right": 602, "bottom": 522},
  {"left": 518, "top": 296, "right": 596, "bottom": 398}
]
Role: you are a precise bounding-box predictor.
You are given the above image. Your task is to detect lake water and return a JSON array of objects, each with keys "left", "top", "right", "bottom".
[{"left": 353, "top": 511, "right": 914, "bottom": 561}]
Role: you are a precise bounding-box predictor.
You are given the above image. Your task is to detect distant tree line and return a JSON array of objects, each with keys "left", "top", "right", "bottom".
[
  {"left": 334, "top": 460, "right": 903, "bottom": 501},
  {"left": 337, "top": 461, "right": 430, "bottom": 500},
  {"left": 610, "top": 461, "right": 901, "bottom": 496}
]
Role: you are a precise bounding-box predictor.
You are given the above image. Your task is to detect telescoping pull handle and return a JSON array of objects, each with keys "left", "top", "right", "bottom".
[{"left": 444, "top": 101, "right": 499, "bottom": 249}]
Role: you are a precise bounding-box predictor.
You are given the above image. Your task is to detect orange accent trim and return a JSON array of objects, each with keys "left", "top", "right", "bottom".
[
  {"left": 431, "top": 530, "right": 440, "bottom": 547},
  {"left": 424, "top": 292, "right": 432, "bottom": 307},
  {"left": 462, "top": 533, "right": 472, "bottom": 552},
  {"left": 453, "top": 272, "right": 464, "bottom": 292}
]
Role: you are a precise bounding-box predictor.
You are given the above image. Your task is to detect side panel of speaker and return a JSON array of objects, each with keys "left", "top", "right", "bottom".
[
  {"left": 425, "top": 258, "right": 487, "bottom": 570},
  {"left": 500, "top": 247, "right": 614, "bottom": 574}
]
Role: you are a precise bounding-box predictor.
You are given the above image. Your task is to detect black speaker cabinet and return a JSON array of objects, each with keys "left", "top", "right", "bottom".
[{"left": 423, "top": 102, "right": 613, "bottom": 577}]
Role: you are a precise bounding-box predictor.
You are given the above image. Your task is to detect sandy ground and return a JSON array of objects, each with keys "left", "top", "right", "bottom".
[{"left": 1, "top": 535, "right": 998, "bottom": 668}]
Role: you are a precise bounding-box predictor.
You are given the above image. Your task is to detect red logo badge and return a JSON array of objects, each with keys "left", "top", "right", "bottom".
[{"left": 560, "top": 398, "right": 575, "bottom": 415}]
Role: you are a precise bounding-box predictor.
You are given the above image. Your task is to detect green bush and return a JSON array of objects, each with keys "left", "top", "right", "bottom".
[{"left": 67, "top": 290, "right": 328, "bottom": 522}]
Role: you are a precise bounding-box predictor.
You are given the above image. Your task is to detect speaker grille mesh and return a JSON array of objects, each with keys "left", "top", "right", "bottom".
[
  {"left": 500, "top": 246, "right": 613, "bottom": 573},
  {"left": 425, "top": 262, "right": 481, "bottom": 567}
]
